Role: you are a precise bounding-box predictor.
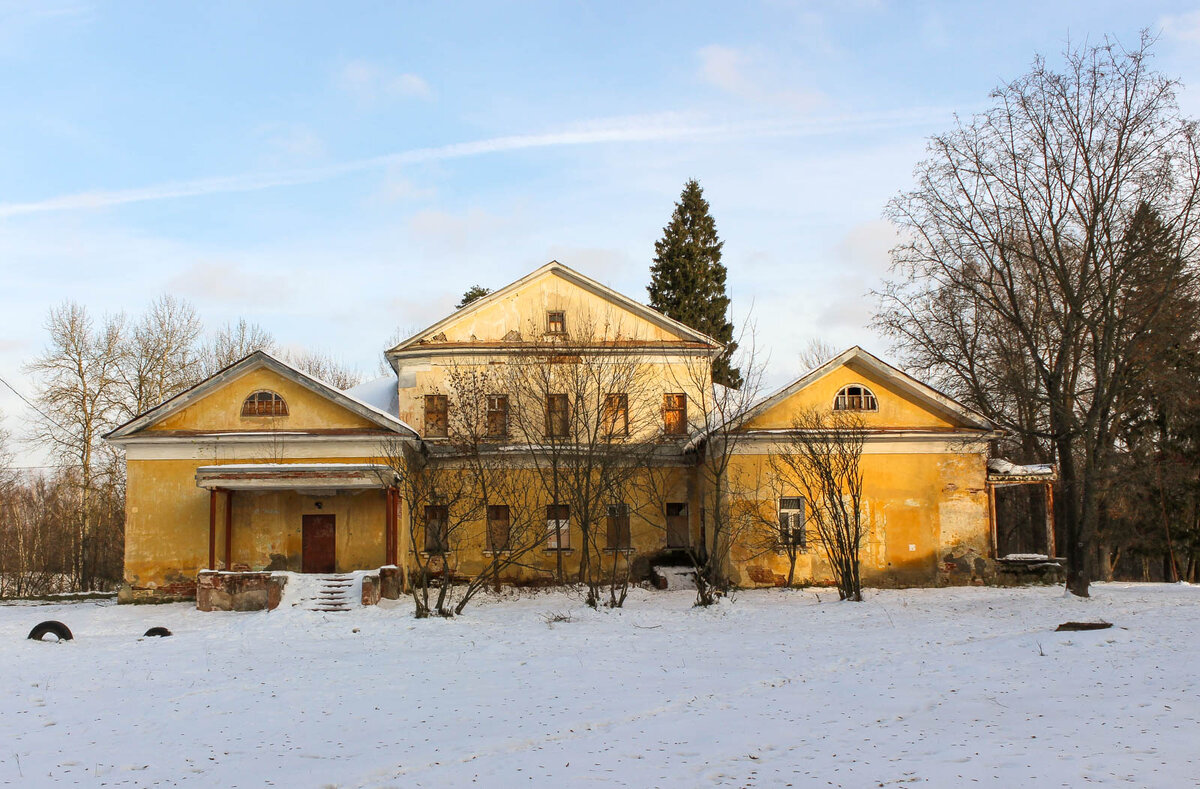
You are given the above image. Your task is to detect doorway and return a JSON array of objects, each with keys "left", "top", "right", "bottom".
[{"left": 302, "top": 514, "right": 336, "bottom": 573}]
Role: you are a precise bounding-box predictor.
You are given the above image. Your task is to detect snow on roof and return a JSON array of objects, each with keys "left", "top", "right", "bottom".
[
  {"left": 345, "top": 375, "right": 400, "bottom": 419},
  {"left": 988, "top": 458, "right": 1055, "bottom": 477}
]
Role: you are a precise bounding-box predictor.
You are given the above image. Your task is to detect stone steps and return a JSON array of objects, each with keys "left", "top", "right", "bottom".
[{"left": 304, "top": 574, "right": 356, "bottom": 612}]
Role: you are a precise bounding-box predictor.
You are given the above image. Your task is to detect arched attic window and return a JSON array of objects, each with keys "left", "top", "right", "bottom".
[
  {"left": 833, "top": 384, "right": 877, "bottom": 412},
  {"left": 241, "top": 390, "right": 288, "bottom": 417}
]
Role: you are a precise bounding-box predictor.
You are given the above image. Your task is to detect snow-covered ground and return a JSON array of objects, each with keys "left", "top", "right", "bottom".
[{"left": 2, "top": 583, "right": 1197, "bottom": 787}]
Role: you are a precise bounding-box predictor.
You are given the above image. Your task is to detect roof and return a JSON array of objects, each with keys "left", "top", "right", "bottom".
[
  {"left": 731, "top": 346, "right": 999, "bottom": 433},
  {"left": 105, "top": 351, "right": 417, "bottom": 441},
  {"left": 385, "top": 260, "right": 724, "bottom": 358},
  {"left": 344, "top": 374, "right": 400, "bottom": 418},
  {"left": 195, "top": 462, "right": 399, "bottom": 490}
]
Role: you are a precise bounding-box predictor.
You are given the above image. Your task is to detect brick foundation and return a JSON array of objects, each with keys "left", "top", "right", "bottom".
[{"left": 196, "top": 571, "right": 287, "bottom": 612}]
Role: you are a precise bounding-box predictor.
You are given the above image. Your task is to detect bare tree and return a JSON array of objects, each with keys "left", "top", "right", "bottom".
[
  {"left": 876, "top": 35, "right": 1200, "bottom": 596},
  {"left": 798, "top": 338, "right": 837, "bottom": 373},
  {"left": 203, "top": 318, "right": 276, "bottom": 375},
  {"left": 25, "top": 302, "right": 126, "bottom": 590},
  {"left": 769, "top": 408, "right": 866, "bottom": 600},
  {"left": 284, "top": 349, "right": 364, "bottom": 390},
  {"left": 645, "top": 328, "right": 764, "bottom": 606},
  {"left": 116, "top": 295, "right": 205, "bottom": 421},
  {"left": 504, "top": 315, "right": 665, "bottom": 607}
]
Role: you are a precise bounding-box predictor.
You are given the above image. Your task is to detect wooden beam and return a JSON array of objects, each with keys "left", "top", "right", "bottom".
[
  {"left": 224, "top": 489, "right": 233, "bottom": 570},
  {"left": 208, "top": 489, "right": 217, "bottom": 570},
  {"left": 385, "top": 488, "right": 396, "bottom": 566},
  {"left": 1044, "top": 482, "right": 1056, "bottom": 558},
  {"left": 987, "top": 483, "right": 998, "bottom": 559}
]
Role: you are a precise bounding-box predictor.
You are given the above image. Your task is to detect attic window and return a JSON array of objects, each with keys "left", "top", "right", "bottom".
[
  {"left": 833, "top": 384, "right": 877, "bottom": 412},
  {"left": 546, "top": 310, "right": 566, "bottom": 335},
  {"left": 241, "top": 390, "right": 288, "bottom": 417}
]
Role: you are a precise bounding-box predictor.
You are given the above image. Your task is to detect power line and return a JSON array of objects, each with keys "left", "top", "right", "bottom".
[{"left": 0, "top": 373, "right": 78, "bottom": 438}]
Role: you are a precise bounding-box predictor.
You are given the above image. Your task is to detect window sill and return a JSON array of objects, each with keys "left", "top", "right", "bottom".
[
  {"left": 543, "top": 548, "right": 575, "bottom": 554},
  {"left": 482, "top": 550, "right": 511, "bottom": 557},
  {"left": 602, "top": 548, "right": 634, "bottom": 554}
]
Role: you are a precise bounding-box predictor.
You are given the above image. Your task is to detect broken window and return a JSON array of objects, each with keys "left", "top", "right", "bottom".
[
  {"left": 779, "top": 497, "right": 807, "bottom": 548},
  {"left": 603, "top": 393, "right": 629, "bottom": 438},
  {"left": 546, "top": 504, "right": 570, "bottom": 550},
  {"left": 833, "top": 384, "right": 877, "bottom": 412},
  {"left": 546, "top": 310, "right": 566, "bottom": 334},
  {"left": 241, "top": 390, "right": 288, "bottom": 417},
  {"left": 486, "top": 395, "right": 508, "bottom": 438},
  {"left": 424, "top": 394, "right": 448, "bottom": 437},
  {"left": 606, "top": 503, "right": 631, "bottom": 550},
  {"left": 545, "top": 393, "right": 569, "bottom": 438},
  {"left": 663, "top": 393, "right": 688, "bottom": 435},
  {"left": 486, "top": 504, "right": 511, "bottom": 552},
  {"left": 665, "top": 502, "right": 689, "bottom": 548},
  {"left": 424, "top": 505, "right": 449, "bottom": 554}
]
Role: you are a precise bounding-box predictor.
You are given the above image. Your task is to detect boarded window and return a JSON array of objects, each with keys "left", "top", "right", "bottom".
[
  {"left": 546, "top": 310, "right": 566, "bottom": 334},
  {"left": 546, "top": 504, "right": 570, "bottom": 550},
  {"left": 833, "top": 384, "right": 877, "bottom": 412},
  {"left": 603, "top": 393, "right": 629, "bottom": 437},
  {"left": 486, "top": 395, "right": 509, "bottom": 438},
  {"left": 241, "top": 390, "right": 288, "bottom": 417},
  {"left": 424, "top": 394, "right": 448, "bottom": 437},
  {"left": 666, "top": 502, "right": 689, "bottom": 548},
  {"left": 545, "top": 393, "right": 569, "bottom": 438},
  {"left": 606, "top": 503, "right": 631, "bottom": 550},
  {"left": 779, "top": 497, "right": 807, "bottom": 548},
  {"left": 424, "top": 505, "right": 449, "bottom": 554},
  {"left": 487, "top": 505, "right": 511, "bottom": 552},
  {"left": 663, "top": 394, "right": 687, "bottom": 435}
]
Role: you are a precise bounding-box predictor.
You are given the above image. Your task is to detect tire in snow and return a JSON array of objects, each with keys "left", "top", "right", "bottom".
[
  {"left": 143, "top": 627, "right": 172, "bottom": 638},
  {"left": 27, "top": 621, "right": 73, "bottom": 642}
]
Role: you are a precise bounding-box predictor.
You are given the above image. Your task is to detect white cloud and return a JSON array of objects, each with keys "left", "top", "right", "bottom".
[
  {"left": 0, "top": 107, "right": 958, "bottom": 219},
  {"left": 1160, "top": 11, "right": 1200, "bottom": 43},
  {"left": 336, "top": 59, "right": 432, "bottom": 102},
  {"left": 256, "top": 123, "right": 326, "bottom": 164},
  {"left": 696, "top": 44, "right": 825, "bottom": 111},
  {"left": 167, "top": 261, "right": 296, "bottom": 306},
  {"left": 407, "top": 208, "right": 513, "bottom": 255}
]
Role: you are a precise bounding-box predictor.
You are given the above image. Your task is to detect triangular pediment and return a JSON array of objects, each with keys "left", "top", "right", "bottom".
[
  {"left": 387, "top": 261, "right": 721, "bottom": 355},
  {"left": 105, "top": 352, "right": 416, "bottom": 440},
  {"left": 739, "top": 347, "right": 996, "bottom": 433}
]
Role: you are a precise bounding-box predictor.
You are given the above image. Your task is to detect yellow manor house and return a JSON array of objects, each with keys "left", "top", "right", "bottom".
[{"left": 105, "top": 262, "right": 1058, "bottom": 608}]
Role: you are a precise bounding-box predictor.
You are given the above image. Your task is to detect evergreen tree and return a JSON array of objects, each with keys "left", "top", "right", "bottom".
[
  {"left": 457, "top": 285, "right": 492, "bottom": 310},
  {"left": 648, "top": 179, "right": 741, "bottom": 387}
]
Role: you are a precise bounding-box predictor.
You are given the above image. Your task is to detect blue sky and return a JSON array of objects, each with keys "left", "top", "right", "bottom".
[{"left": 4, "top": 1, "right": 1200, "bottom": 462}]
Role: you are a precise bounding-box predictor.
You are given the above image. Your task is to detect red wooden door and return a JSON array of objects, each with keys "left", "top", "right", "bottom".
[{"left": 302, "top": 515, "right": 336, "bottom": 573}]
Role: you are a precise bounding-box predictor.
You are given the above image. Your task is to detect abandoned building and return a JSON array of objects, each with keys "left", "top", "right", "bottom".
[{"left": 104, "top": 261, "right": 1059, "bottom": 608}]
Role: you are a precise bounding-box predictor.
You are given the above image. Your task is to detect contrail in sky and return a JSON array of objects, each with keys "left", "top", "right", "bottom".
[{"left": 0, "top": 107, "right": 956, "bottom": 218}]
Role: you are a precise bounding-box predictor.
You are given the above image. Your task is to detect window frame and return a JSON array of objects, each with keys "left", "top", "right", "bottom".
[
  {"left": 240, "top": 390, "right": 288, "bottom": 418},
  {"left": 424, "top": 394, "right": 449, "bottom": 437},
  {"left": 546, "top": 310, "right": 567, "bottom": 335},
  {"left": 486, "top": 504, "right": 511, "bottom": 553},
  {"left": 778, "top": 496, "right": 807, "bottom": 549},
  {"left": 486, "top": 394, "right": 509, "bottom": 439},
  {"left": 603, "top": 393, "right": 629, "bottom": 438},
  {"left": 833, "top": 384, "right": 878, "bottom": 412},
  {"left": 424, "top": 504, "right": 450, "bottom": 554},
  {"left": 605, "top": 503, "right": 632, "bottom": 551},
  {"left": 663, "top": 393, "right": 688, "bottom": 435},
  {"left": 545, "top": 393, "right": 570, "bottom": 438},
  {"left": 545, "top": 504, "right": 571, "bottom": 550}
]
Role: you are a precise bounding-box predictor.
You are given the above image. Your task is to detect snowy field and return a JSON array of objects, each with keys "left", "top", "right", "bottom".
[{"left": 2, "top": 583, "right": 1198, "bottom": 788}]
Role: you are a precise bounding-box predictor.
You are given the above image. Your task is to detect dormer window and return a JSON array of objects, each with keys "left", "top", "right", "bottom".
[
  {"left": 833, "top": 384, "right": 877, "bottom": 412},
  {"left": 241, "top": 390, "right": 288, "bottom": 417},
  {"left": 546, "top": 310, "right": 566, "bottom": 335}
]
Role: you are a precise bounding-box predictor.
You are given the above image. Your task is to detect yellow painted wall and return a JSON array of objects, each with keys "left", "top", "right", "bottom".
[
  {"left": 152, "top": 367, "right": 378, "bottom": 433},
  {"left": 747, "top": 359, "right": 959, "bottom": 431}
]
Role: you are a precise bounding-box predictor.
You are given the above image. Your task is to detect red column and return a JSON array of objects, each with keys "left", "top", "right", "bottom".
[
  {"left": 224, "top": 489, "right": 233, "bottom": 570},
  {"left": 208, "top": 489, "right": 217, "bottom": 570},
  {"left": 385, "top": 488, "right": 397, "bottom": 566}
]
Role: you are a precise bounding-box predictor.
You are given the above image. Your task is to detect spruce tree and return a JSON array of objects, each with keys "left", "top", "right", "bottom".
[
  {"left": 648, "top": 179, "right": 741, "bottom": 387},
  {"left": 456, "top": 285, "right": 492, "bottom": 309}
]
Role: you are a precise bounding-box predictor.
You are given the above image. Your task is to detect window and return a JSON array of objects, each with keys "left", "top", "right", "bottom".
[
  {"left": 546, "top": 504, "right": 570, "bottom": 550},
  {"left": 779, "top": 497, "right": 807, "bottom": 548},
  {"left": 663, "top": 393, "right": 688, "bottom": 435},
  {"left": 486, "top": 395, "right": 509, "bottom": 438},
  {"left": 546, "top": 310, "right": 566, "bottom": 334},
  {"left": 486, "top": 505, "right": 511, "bottom": 552},
  {"left": 424, "top": 394, "right": 448, "bottom": 437},
  {"left": 545, "top": 393, "right": 569, "bottom": 438},
  {"left": 241, "top": 390, "right": 288, "bottom": 417},
  {"left": 606, "top": 503, "right": 631, "bottom": 550},
  {"left": 665, "top": 502, "right": 689, "bottom": 548},
  {"left": 603, "top": 393, "right": 629, "bottom": 437},
  {"left": 424, "top": 505, "right": 449, "bottom": 554},
  {"left": 833, "top": 384, "right": 877, "bottom": 412}
]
